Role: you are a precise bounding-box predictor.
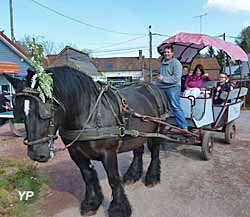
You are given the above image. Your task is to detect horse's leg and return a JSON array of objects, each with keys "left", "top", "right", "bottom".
[
  {"left": 102, "top": 150, "right": 132, "bottom": 217},
  {"left": 145, "top": 138, "right": 161, "bottom": 187},
  {"left": 123, "top": 146, "right": 144, "bottom": 184},
  {"left": 68, "top": 148, "right": 103, "bottom": 216}
]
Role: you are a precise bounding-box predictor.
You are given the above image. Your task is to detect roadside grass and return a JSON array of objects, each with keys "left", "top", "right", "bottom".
[
  {"left": 245, "top": 101, "right": 250, "bottom": 110},
  {"left": 0, "top": 159, "right": 48, "bottom": 217}
]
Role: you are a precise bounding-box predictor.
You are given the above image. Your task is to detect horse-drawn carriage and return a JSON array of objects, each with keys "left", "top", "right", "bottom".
[
  {"left": 157, "top": 32, "right": 249, "bottom": 160},
  {"left": 3, "top": 34, "right": 249, "bottom": 217}
]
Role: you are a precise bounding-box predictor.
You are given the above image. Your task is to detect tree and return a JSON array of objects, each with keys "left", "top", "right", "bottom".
[
  {"left": 235, "top": 25, "right": 250, "bottom": 53},
  {"left": 205, "top": 46, "right": 215, "bottom": 57},
  {"left": 17, "top": 35, "right": 59, "bottom": 55},
  {"left": 215, "top": 50, "right": 224, "bottom": 72},
  {"left": 17, "top": 35, "right": 80, "bottom": 56},
  {"left": 17, "top": 34, "right": 92, "bottom": 61}
]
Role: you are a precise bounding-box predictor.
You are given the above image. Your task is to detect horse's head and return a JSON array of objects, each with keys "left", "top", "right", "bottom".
[
  {"left": 20, "top": 91, "right": 58, "bottom": 162},
  {"left": 4, "top": 70, "right": 61, "bottom": 163}
]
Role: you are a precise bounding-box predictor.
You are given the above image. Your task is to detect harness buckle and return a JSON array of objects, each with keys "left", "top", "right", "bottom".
[
  {"left": 121, "top": 98, "right": 129, "bottom": 112},
  {"left": 119, "top": 127, "right": 125, "bottom": 138}
]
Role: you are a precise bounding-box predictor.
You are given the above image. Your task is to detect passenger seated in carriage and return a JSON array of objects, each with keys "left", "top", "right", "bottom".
[
  {"left": 181, "top": 65, "right": 191, "bottom": 92},
  {"left": 213, "top": 72, "right": 233, "bottom": 104},
  {"left": 183, "top": 64, "right": 213, "bottom": 98}
]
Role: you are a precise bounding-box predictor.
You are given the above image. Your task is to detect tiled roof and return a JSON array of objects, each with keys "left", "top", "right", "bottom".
[
  {"left": 92, "top": 57, "right": 143, "bottom": 72},
  {"left": 0, "top": 31, "right": 30, "bottom": 59},
  {"left": 58, "top": 46, "right": 88, "bottom": 56},
  {"left": 46, "top": 46, "right": 101, "bottom": 76}
]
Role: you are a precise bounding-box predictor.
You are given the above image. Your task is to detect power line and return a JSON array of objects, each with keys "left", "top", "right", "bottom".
[
  {"left": 29, "top": 0, "right": 145, "bottom": 36},
  {"left": 92, "top": 35, "right": 147, "bottom": 51},
  {"left": 152, "top": 33, "right": 172, "bottom": 37},
  {"left": 93, "top": 49, "right": 148, "bottom": 57},
  {"left": 92, "top": 41, "right": 160, "bottom": 53},
  {"left": 226, "top": 35, "right": 243, "bottom": 40},
  {"left": 92, "top": 46, "right": 148, "bottom": 54}
]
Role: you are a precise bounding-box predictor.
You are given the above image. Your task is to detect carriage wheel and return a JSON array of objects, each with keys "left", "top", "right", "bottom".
[
  {"left": 9, "top": 120, "right": 26, "bottom": 137},
  {"left": 224, "top": 121, "right": 236, "bottom": 144},
  {"left": 201, "top": 132, "right": 214, "bottom": 161}
]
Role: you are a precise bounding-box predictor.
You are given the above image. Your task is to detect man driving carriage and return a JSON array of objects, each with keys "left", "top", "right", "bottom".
[{"left": 156, "top": 44, "right": 188, "bottom": 130}]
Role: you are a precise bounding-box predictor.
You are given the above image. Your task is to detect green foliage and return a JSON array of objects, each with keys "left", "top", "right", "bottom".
[
  {"left": 245, "top": 101, "right": 250, "bottom": 110},
  {"left": 28, "top": 42, "right": 53, "bottom": 102},
  {"left": 0, "top": 160, "right": 47, "bottom": 217},
  {"left": 215, "top": 50, "right": 225, "bottom": 72},
  {"left": 235, "top": 26, "right": 250, "bottom": 53},
  {"left": 205, "top": 46, "right": 215, "bottom": 57}
]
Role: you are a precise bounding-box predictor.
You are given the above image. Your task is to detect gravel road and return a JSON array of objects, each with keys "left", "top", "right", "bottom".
[{"left": 1, "top": 111, "right": 250, "bottom": 217}]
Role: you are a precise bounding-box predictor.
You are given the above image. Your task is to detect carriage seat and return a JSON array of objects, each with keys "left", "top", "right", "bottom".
[
  {"left": 219, "top": 87, "right": 248, "bottom": 104},
  {"left": 198, "top": 81, "right": 218, "bottom": 98},
  {"left": 201, "top": 80, "right": 217, "bottom": 89}
]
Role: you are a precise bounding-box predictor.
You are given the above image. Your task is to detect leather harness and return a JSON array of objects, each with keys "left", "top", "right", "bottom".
[{"left": 18, "top": 82, "right": 173, "bottom": 153}]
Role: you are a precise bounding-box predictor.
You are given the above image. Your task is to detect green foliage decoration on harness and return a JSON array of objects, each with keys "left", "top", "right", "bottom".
[{"left": 28, "top": 42, "right": 53, "bottom": 103}]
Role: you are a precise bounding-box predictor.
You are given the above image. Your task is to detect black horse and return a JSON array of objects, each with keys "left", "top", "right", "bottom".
[{"left": 6, "top": 66, "right": 169, "bottom": 217}]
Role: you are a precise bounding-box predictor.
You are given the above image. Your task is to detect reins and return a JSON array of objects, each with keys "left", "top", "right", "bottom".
[{"left": 54, "top": 84, "right": 111, "bottom": 152}]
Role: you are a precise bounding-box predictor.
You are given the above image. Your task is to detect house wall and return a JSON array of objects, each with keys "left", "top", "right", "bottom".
[
  {"left": 0, "top": 40, "right": 31, "bottom": 77},
  {"left": 102, "top": 70, "right": 143, "bottom": 80}
]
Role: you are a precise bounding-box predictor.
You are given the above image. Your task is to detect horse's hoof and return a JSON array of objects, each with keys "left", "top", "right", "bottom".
[
  {"left": 144, "top": 177, "right": 160, "bottom": 187},
  {"left": 123, "top": 178, "right": 137, "bottom": 185},
  {"left": 145, "top": 181, "right": 160, "bottom": 188},
  {"left": 108, "top": 197, "right": 132, "bottom": 217},
  {"left": 109, "top": 206, "right": 132, "bottom": 217},
  {"left": 80, "top": 200, "right": 100, "bottom": 216},
  {"left": 80, "top": 210, "right": 97, "bottom": 216}
]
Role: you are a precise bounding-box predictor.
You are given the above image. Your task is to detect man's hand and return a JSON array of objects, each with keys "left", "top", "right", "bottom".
[{"left": 157, "top": 74, "right": 164, "bottom": 80}]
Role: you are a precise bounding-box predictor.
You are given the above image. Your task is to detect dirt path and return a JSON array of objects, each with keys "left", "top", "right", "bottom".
[{"left": 1, "top": 111, "right": 250, "bottom": 217}]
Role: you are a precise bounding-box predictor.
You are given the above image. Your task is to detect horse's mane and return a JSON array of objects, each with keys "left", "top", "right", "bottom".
[{"left": 46, "top": 66, "right": 98, "bottom": 113}]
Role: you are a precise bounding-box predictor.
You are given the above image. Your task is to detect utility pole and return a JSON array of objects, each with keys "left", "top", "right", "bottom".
[
  {"left": 193, "top": 12, "right": 207, "bottom": 33},
  {"left": 222, "top": 32, "right": 227, "bottom": 72},
  {"left": 9, "top": 0, "right": 15, "bottom": 41},
  {"left": 149, "top": 25, "right": 153, "bottom": 83}
]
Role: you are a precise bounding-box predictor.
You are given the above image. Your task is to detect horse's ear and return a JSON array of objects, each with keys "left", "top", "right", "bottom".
[
  {"left": 3, "top": 73, "right": 25, "bottom": 92},
  {"left": 26, "top": 68, "right": 36, "bottom": 87}
]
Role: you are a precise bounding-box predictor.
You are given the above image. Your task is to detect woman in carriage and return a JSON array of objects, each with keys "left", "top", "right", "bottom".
[{"left": 183, "top": 64, "right": 213, "bottom": 98}]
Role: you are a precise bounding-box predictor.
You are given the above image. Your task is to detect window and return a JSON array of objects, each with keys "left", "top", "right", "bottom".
[{"left": 1, "top": 85, "right": 10, "bottom": 94}]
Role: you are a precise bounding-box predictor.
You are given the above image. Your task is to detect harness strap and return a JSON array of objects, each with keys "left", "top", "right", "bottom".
[
  {"left": 59, "top": 126, "right": 177, "bottom": 144},
  {"left": 23, "top": 135, "right": 58, "bottom": 146},
  {"left": 63, "top": 85, "right": 107, "bottom": 148},
  {"left": 60, "top": 126, "right": 121, "bottom": 141}
]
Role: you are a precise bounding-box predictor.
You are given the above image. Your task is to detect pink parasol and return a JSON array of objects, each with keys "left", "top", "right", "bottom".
[{"left": 157, "top": 32, "right": 248, "bottom": 63}]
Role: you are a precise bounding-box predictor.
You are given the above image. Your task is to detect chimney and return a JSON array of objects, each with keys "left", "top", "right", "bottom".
[
  {"left": 138, "top": 50, "right": 142, "bottom": 61},
  {"left": 138, "top": 50, "right": 145, "bottom": 80}
]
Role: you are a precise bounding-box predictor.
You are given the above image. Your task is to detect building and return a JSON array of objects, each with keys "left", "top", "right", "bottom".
[
  {"left": 45, "top": 46, "right": 101, "bottom": 79},
  {"left": 191, "top": 57, "right": 220, "bottom": 79},
  {"left": 0, "top": 31, "right": 32, "bottom": 94},
  {"left": 144, "top": 57, "right": 220, "bottom": 81},
  {"left": 92, "top": 51, "right": 145, "bottom": 86}
]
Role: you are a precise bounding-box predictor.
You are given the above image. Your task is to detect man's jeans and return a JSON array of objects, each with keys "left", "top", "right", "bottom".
[{"left": 163, "top": 86, "right": 188, "bottom": 129}]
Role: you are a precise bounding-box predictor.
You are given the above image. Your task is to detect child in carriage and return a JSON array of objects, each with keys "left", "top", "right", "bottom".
[
  {"left": 213, "top": 72, "right": 233, "bottom": 104},
  {"left": 183, "top": 64, "right": 212, "bottom": 98}
]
